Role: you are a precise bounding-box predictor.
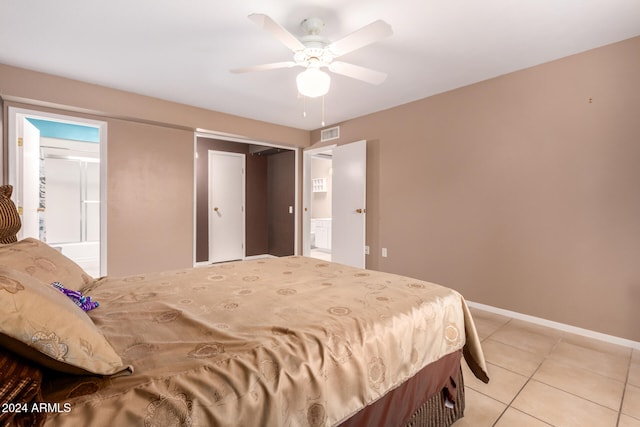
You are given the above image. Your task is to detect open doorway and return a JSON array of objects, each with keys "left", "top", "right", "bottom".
[
  {"left": 309, "top": 150, "right": 333, "bottom": 262},
  {"left": 194, "top": 134, "right": 298, "bottom": 265},
  {"left": 303, "top": 140, "right": 367, "bottom": 268},
  {"left": 7, "top": 107, "right": 107, "bottom": 276}
]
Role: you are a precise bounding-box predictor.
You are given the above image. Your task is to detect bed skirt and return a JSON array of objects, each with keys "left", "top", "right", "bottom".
[
  {"left": 403, "top": 368, "right": 465, "bottom": 427},
  {"left": 338, "top": 350, "right": 465, "bottom": 427}
]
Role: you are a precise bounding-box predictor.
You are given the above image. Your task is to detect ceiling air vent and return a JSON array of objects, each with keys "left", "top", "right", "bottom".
[{"left": 320, "top": 126, "right": 340, "bottom": 142}]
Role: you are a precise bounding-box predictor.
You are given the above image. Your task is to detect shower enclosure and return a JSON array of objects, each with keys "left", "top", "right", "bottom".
[{"left": 42, "top": 152, "right": 100, "bottom": 276}]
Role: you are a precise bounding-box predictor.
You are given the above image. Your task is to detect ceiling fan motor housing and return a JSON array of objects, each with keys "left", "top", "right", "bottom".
[{"left": 296, "top": 19, "right": 334, "bottom": 67}]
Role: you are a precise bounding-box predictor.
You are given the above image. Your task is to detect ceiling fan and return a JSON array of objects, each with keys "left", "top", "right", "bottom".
[{"left": 231, "top": 14, "right": 393, "bottom": 98}]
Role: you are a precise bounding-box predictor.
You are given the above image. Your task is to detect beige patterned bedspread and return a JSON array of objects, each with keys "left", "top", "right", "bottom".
[{"left": 42, "top": 256, "right": 487, "bottom": 427}]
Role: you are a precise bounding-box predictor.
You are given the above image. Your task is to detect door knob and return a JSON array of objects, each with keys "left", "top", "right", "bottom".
[
  {"left": 356, "top": 208, "right": 365, "bottom": 214},
  {"left": 214, "top": 207, "right": 219, "bottom": 212}
]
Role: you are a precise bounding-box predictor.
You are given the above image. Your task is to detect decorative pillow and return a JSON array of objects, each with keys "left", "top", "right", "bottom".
[
  {"left": 0, "top": 347, "right": 46, "bottom": 427},
  {"left": 0, "top": 185, "right": 21, "bottom": 244},
  {"left": 0, "top": 267, "right": 132, "bottom": 376},
  {"left": 0, "top": 238, "right": 93, "bottom": 291}
]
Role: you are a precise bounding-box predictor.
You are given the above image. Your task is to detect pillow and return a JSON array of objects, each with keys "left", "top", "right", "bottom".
[
  {"left": 0, "top": 185, "right": 21, "bottom": 244},
  {"left": 0, "top": 267, "right": 132, "bottom": 376},
  {"left": 0, "top": 238, "right": 93, "bottom": 291},
  {"left": 0, "top": 347, "right": 46, "bottom": 427}
]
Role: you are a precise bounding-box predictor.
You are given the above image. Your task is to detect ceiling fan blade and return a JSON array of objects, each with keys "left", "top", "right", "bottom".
[
  {"left": 230, "top": 61, "right": 298, "bottom": 74},
  {"left": 328, "top": 61, "right": 387, "bottom": 85},
  {"left": 248, "top": 13, "right": 305, "bottom": 52},
  {"left": 328, "top": 20, "right": 393, "bottom": 57}
]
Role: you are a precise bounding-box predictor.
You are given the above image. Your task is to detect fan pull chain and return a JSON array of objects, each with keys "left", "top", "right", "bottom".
[{"left": 299, "top": 95, "right": 326, "bottom": 126}]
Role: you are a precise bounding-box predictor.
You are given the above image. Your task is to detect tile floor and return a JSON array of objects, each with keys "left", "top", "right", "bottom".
[{"left": 454, "top": 307, "right": 640, "bottom": 427}]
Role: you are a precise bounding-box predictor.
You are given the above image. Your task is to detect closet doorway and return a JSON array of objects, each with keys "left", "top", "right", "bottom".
[
  {"left": 7, "top": 107, "right": 107, "bottom": 276},
  {"left": 194, "top": 134, "right": 298, "bottom": 265}
]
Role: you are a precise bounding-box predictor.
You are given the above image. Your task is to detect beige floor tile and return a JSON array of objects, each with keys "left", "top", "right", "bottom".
[
  {"left": 463, "top": 362, "right": 528, "bottom": 405},
  {"left": 452, "top": 314, "right": 637, "bottom": 426},
  {"left": 560, "top": 333, "right": 632, "bottom": 359},
  {"left": 451, "top": 388, "right": 505, "bottom": 427},
  {"left": 468, "top": 308, "right": 511, "bottom": 339},
  {"left": 548, "top": 341, "right": 629, "bottom": 382},
  {"left": 489, "top": 323, "right": 559, "bottom": 356},
  {"left": 511, "top": 380, "right": 618, "bottom": 427},
  {"left": 494, "top": 407, "right": 552, "bottom": 427},
  {"left": 619, "top": 414, "right": 640, "bottom": 427},
  {"left": 508, "top": 319, "right": 564, "bottom": 339},
  {"left": 629, "top": 361, "right": 640, "bottom": 387},
  {"left": 622, "top": 384, "right": 640, "bottom": 420},
  {"left": 532, "top": 358, "right": 625, "bottom": 410},
  {"left": 481, "top": 338, "right": 546, "bottom": 377}
]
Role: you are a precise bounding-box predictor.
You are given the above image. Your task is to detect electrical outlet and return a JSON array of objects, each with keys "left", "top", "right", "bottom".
[
  {"left": 382, "top": 248, "right": 388, "bottom": 257},
  {"left": 364, "top": 245, "right": 370, "bottom": 255}
]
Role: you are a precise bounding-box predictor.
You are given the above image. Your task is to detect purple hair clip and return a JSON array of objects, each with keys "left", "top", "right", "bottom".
[{"left": 51, "top": 281, "right": 99, "bottom": 311}]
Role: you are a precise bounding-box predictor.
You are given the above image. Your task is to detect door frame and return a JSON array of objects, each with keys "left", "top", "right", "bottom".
[
  {"left": 207, "top": 150, "right": 246, "bottom": 263},
  {"left": 193, "top": 131, "right": 300, "bottom": 266},
  {"left": 7, "top": 106, "right": 108, "bottom": 275}
]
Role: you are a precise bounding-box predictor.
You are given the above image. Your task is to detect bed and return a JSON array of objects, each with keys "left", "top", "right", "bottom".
[{"left": 0, "top": 185, "right": 488, "bottom": 427}]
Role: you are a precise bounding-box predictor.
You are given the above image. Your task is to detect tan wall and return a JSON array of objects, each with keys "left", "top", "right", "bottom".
[
  {"left": 311, "top": 36, "right": 640, "bottom": 341},
  {"left": 0, "top": 64, "right": 309, "bottom": 276},
  {"left": 107, "top": 120, "right": 194, "bottom": 276}
]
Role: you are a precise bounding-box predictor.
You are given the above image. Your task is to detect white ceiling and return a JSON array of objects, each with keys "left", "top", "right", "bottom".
[{"left": 1, "top": 0, "right": 639, "bottom": 131}]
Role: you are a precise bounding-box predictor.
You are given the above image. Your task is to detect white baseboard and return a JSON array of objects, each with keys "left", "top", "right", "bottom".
[
  {"left": 244, "top": 254, "right": 277, "bottom": 260},
  {"left": 467, "top": 301, "right": 640, "bottom": 351},
  {"left": 194, "top": 254, "right": 277, "bottom": 268},
  {"left": 193, "top": 261, "right": 211, "bottom": 268}
]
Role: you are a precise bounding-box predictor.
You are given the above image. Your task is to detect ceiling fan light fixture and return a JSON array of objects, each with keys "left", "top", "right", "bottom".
[{"left": 296, "top": 68, "right": 330, "bottom": 98}]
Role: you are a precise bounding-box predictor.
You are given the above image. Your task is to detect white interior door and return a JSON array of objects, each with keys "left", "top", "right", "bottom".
[
  {"left": 208, "top": 151, "right": 245, "bottom": 263},
  {"left": 331, "top": 140, "right": 367, "bottom": 268}
]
